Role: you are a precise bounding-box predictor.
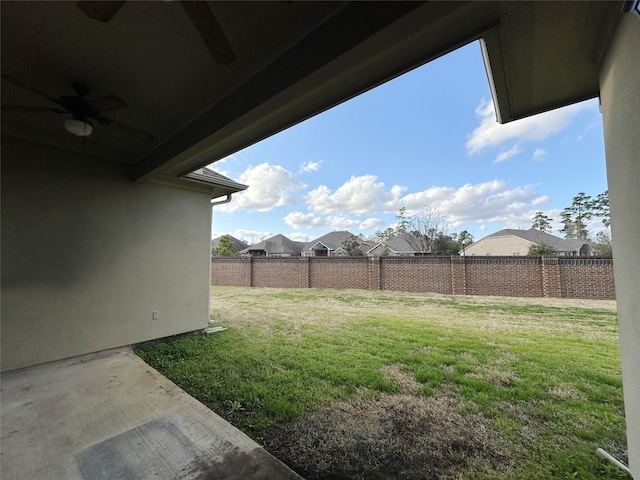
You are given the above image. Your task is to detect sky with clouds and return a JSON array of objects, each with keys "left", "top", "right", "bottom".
[{"left": 208, "top": 41, "right": 608, "bottom": 244}]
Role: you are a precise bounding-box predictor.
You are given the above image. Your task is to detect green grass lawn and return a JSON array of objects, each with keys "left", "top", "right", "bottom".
[{"left": 136, "top": 286, "right": 627, "bottom": 479}]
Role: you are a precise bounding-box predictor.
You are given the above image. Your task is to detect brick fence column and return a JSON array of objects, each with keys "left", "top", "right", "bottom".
[
  {"left": 300, "top": 256, "right": 311, "bottom": 288},
  {"left": 247, "top": 257, "right": 254, "bottom": 287},
  {"left": 451, "top": 256, "right": 466, "bottom": 295},
  {"left": 541, "top": 256, "right": 561, "bottom": 298},
  {"left": 368, "top": 256, "right": 382, "bottom": 290}
]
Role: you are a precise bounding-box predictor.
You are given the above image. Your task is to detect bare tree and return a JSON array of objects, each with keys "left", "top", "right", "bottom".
[{"left": 397, "top": 207, "right": 452, "bottom": 255}]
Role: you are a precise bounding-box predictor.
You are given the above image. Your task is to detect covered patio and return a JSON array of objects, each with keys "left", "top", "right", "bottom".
[
  {"left": 1, "top": 347, "right": 300, "bottom": 479},
  {"left": 2, "top": 1, "right": 638, "bottom": 478}
]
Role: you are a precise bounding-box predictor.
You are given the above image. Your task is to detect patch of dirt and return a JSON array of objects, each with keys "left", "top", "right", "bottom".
[
  {"left": 546, "top": 383, "right": 587, "bottom": 401},
  {"left": 259, "top": 392, "right": 509, "bottom": 480},
  {"left": 466, "top": 367, "right": 518, "bottom": 388},
  {"left": 381, "top": 364, "right": 423, "bottom": 394},
  {"left": 410, "top": 346, "right": 432, "bottom": 355}
]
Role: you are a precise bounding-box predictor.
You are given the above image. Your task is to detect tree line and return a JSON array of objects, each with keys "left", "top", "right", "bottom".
[
  {"left": 531, "top": 190, "right": 611, "bottom": 256},
  {"left": 215, "top": 190, "right": 611, "bottom": 258}
]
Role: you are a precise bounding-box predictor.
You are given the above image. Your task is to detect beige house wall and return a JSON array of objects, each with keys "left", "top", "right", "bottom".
[
  {"left": 464, "top": 236, "right": 533, "bottom": 256},
  {"left": 1, "top": 136, "right": 213, "bottom": 371},
  {"left": 599, "top": 12, "right": 640, "bottom": 477}
]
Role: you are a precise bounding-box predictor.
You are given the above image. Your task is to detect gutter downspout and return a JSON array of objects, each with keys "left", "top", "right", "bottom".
[
  {"left": 211, "top": 194, "right": 233, "bottom": 206},
  {"left": 209, "top": 193, "right": 233, "bottom": 326}
]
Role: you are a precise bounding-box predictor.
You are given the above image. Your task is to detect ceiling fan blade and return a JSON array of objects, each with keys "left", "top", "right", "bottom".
[
  {"left": 76, "top": 1, "right": 126, "bottom": 23},
  {"left": 90, "top": 94, "right": 128, "bottom": 113},
  {"left": 96, "top": 116, "right": 154, "bottom": 141},
  {"left": 181, "top": 1, "right": 236, "bottom": 66},
  {"left": 2, "top": 105, "right": 67, "bottom": 114},
  {"left": 1, "top": 73, "right": 61, "bottom": 105}
]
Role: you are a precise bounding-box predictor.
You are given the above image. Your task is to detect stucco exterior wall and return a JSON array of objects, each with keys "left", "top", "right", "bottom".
[
  {"left": 464, "top": 236, "right": 533, "bottom": 256},
  {"left": 599, "top": 12, "right": 640, "bottom": 477},
  {"left": 1, "top": 136, "right": 213, "bottom": 371}
]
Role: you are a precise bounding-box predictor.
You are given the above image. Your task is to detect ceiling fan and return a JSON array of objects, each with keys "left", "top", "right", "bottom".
[
  {"left": 76, "top": 1, "right": 235, "bottom": 66},
  {"left": 1, "top": 73, "right": 154, "bottom": 140}
]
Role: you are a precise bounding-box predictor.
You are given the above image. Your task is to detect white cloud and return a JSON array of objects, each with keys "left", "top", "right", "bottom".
[
  {"left": 283, "top": 212, "right": 363, "bottom": 230},
  {"left": 532, "top": 147, "right": 548, "bottom": 160},
  {"left": 299, "top": 174, "right": 550, "bottom": 232},
  {"left": 326, "top": 215, "right": 361, "bottom": 230},
  {"left": 219, "top": 163, "right": 304, "bottom": 212},
  {"left": 395, "top": 180, "right": 549, "bottom": 229},
  {"left": 300, "top": 160, "right": 322, "bottom": 173},
  {"left": 359, "top": 217, "right": 385, "bottom": 230},
  {"left": 287, "top": 232, "right": 314, "bottom": 242},
  {"left": 303, "top": 174, "right": 549, "bottom": 230},
  {"left": 306, "top": 175, "right": 406, "bottom": 215},
  {"left": 466, "top": 98, "right": 593, "bottom": 155},
  {"left": 493, "top": 145, "right": 521, "bottom": 164},
  {"left": 233, "top": 229, "right": 273, "bottom": 244},
  {"left": 283, "top": 212, "right": 384, "bottom": 232},
  {"left": 284, "top": 212, "right": 329, "bottom": 230}
]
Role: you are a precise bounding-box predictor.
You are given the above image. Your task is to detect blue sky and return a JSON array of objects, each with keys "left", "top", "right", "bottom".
[{"left": 209, "top": 41, "right": 608, "bottom": 245}]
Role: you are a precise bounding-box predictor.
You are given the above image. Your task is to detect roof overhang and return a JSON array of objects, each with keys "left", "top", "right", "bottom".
[
  {"left": 182, "top": 167, "right": 248, "bottom": 200},
  {"left": 481, "top": 1, "right": 622, "bottom": 123},
  {"left": 1, "top": 1, "right": 626, "bottom": 183}
]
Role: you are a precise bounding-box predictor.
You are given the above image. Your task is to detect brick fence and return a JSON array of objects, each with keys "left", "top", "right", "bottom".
[{"left": 211, "top": 256, "right": 615, "bottom": 300}]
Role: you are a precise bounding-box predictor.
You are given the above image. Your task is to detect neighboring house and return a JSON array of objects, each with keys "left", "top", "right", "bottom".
[
  {"left": 302, "top": 231, "right": 371, "bottom": 257},
  {"left": 240, "top": 234, "right": 305, "bottom": 257},
  {"left": 367, "top": 234, "right": 421, "bottom": 256},
  {"left": 211, "top": 235, "right": 249, "bottom": 256},
  {"left": 464, "top": 228, "right": 595, "bottom": 256}
]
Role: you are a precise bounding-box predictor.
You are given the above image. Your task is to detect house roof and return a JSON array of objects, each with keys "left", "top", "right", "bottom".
[
  {"left": 303, "top": 231, "right": 364, "bottom": 252},
  {"left": 369, "top": 234, "right": 418, "bottom": 254},
  {"left": 184, "top": 167, "right": 248, "bottom": 199},
  {"left": 211, "top": 235, "right": 248, "bottom": 254},
  {"left": 241, "top": 234, "right": 304, "bottom": 256},
  {"left": 483, "top": 228, "right": 592, "bottom": 253}
]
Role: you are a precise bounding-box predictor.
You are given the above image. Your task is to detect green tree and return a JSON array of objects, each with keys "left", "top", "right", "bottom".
[
  {"left": 559, "top": 193, "right": 593, "bottom": 240},
  {"left": 342, "top": 235, "right": 364, "bottom": 256},
  {"left": 458, "top": 230, "right": 474, "bottom": 254},
  {"left": 432, "top": 233, "right": 460, "bottom": 255},
  {"left": 593, "top": 190, "right": 610, "bottom": 228},
  {"left": 395, "top": 206, "right": 410, "bottom": 236},
  {"left": 528, "top": 243, "right": 557, "bottom": 256},
  {"left": 531, "top": 211, "right": 553, "bottom": 233},
  {"left": 212, "top": 235, "right": 238, "bottom": 257},
  {"left": 375, "top": 227, "right": 397, "bottom": 241},
  {"left": 594, "top": 230, "right": 613, "bottom": 257}
]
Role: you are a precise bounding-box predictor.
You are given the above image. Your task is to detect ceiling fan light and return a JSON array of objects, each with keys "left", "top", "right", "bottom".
[{"left": 64, "top": 118, "right": 93, "bottom": 137}]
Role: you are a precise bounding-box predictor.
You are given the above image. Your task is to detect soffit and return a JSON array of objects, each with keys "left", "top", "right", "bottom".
[
  {"left": 2, "top": 1, "right": 623, "bottom": 182},
  {"left": 483, "top": 1, "right": 622, "bottom": 122}
]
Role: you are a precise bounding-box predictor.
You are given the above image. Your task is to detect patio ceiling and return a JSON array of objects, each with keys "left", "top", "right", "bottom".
[{"left": 1, "top": 1, "right": 622, "bottom": 183}]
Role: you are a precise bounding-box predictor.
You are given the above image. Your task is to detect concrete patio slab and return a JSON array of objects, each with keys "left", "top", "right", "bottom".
[{"left": 1, "top": 347, "right": 302, "bottom": 479}]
